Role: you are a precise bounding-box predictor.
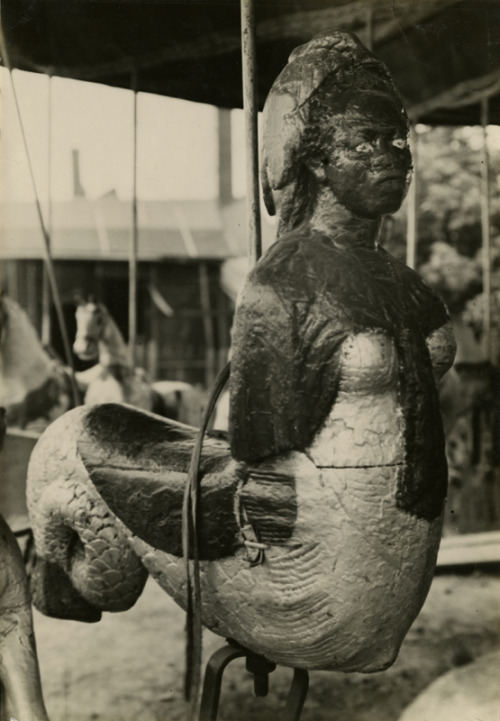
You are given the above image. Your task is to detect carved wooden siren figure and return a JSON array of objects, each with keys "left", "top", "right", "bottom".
[
  {"left": 228, "top": 30, "right": 457, "bottom": 669},
  {"left": 26, "top": 31, "right": 456, "bottom": 680}
]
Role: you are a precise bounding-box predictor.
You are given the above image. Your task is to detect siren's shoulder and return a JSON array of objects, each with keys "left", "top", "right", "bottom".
[{"left": 380, "top": 248, "right": 450, "bottom": 333}]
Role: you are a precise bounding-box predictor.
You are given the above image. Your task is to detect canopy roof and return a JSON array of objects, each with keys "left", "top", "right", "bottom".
[{"left": 2, "top": 0, "right": 500, "bottom": 125}]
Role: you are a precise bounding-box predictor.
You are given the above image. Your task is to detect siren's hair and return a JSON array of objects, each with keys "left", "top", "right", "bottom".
[{"left": 261, "top": 31, "right": 408, "bottom": 235}]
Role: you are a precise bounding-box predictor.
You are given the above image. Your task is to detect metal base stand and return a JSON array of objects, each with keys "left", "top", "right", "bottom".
[{"left": 199, "top": 640, "right": 309, "bottom": 721}]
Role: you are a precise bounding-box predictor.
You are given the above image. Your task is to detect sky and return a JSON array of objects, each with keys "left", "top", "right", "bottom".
[{"left": 0, "top": 68, "right": 249, "bottom": 204}]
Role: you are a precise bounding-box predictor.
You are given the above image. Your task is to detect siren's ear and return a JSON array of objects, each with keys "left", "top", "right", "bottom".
[{"left": 261, "top": 163, "right": 276, "bottom": 217}]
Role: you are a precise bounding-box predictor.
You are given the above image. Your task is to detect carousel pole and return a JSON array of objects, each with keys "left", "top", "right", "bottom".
[
  {"left": 0, "top": 30, "right": 80, "bottom": 407},
  {"left": 240, "top": 0, "right": 262, "bottom": 265},
  {"left": 183, "top": 5, "right": 263, "bottom": 719},
  {"left": 129, "top": 67, "right": 139, "bottom": 366},
  {"left": 41, "top": 75, "right": 52, "bottom": 347},
  {"left": 480, "top": 96, "right": 492, "bottom": 362},
  {"left": 406, "top": 124, "right": 418, "bottom": 270}
]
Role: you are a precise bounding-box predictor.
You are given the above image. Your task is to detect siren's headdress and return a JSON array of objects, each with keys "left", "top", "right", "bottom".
[{"left": 261, "top": 31, "right": 408, "bottom": 234}]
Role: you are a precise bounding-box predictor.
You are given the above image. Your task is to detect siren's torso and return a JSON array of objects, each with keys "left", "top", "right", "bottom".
[
  {"left": 309, "top": 330, "right": 403, "bottom": 467},
  {"left": 136, "top": 230, "right": 455, "bottom": 671}
]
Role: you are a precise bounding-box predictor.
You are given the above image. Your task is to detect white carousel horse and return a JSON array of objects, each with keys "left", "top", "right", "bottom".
[
  {"left": 0, "top": 295, "right": 77, "bottom": 431},
  {"left": 73, "top": 299, "right": 205, "bottom": 425},
  {"left": 0, "top": 514, "right": 50, "bottom": 721}
]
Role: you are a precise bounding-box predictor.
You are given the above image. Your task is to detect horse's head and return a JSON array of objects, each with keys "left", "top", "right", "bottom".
[{"left": 73, "top": 300, "right": 106, "bottom": 362}]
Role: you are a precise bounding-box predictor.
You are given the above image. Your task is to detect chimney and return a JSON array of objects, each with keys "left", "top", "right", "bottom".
[
  {"left": 72, "top": 149, "right": 86, "bottom": 197},
  {"left": 218, "top": 108, "right": 232, "bottom": 205}
]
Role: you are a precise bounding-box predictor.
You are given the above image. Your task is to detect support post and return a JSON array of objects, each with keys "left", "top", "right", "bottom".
[
  {"left": 0, "top": 33, "right": 79, "bottom": 407},
  {"left": 480, "top": 97, "right": 492, "bottom": 362},
  {"left": 198, "top": 641, "right": 309, "bottom": 721},
  {"left": 240, "top": 0, "right": 262, "bottom": 265},
  {"left": 199, "top": 262, "right": 216, "bottom": 389},
  {"left": 41, "top": 75, "right": 52, "bottom": 347},
  {"left": 406, "top": 124, "right": 418, "bottom": 270},
  {"left": 129, "top": 67, "right": 139, "bottom": 366},
  {"left": 364, "top": 6, "right": 374, "bottom": 51}
]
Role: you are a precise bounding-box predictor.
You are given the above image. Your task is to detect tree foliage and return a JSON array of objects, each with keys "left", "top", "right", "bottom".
[{"left": 380, "top": 125, "right": 500, "bottom": 322}]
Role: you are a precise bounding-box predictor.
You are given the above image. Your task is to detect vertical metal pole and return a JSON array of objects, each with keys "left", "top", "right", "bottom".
[
  {"left": 240, "top": 0, "right": 262, "bottom": 265},
  {"left": 480, "top": 97, "right": 491, "bottom": 361},
  {"left": 0, "top": 38, "right": 80, "bottom": 406},
  {"left": 129, "top": 68, "right": 139, "bottom": 365},
  {"left": 365, "top": 6, "right": 374, "bottom": 51},
  {"left": 406, "top": 124, "right": 418, "bottom": 269},
  {"left": 218, "top": 108, "right": 233, "bottom": 205},
  {"left": 42, "top": 75, "right": 52, "bottom": 346},
  {"left": 199, "top": 262, "right": 216, "bottom": 389}
]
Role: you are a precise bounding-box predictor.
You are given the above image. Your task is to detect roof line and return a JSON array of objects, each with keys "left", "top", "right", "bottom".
[{"left": 408, "top": 68, "right": 500, "bottom": 121}]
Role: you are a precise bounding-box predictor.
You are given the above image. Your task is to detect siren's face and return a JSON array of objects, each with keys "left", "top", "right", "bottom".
[{"left": 320, "top": 89, "right": 412, "bottom": 219}]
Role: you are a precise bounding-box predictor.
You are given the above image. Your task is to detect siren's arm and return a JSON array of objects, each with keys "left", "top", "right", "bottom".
[{"left": 426, "top": 320, "right": 457, "bottom": 382}]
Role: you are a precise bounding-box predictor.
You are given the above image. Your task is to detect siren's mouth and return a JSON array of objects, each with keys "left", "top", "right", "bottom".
[{"left": 376, "top": 172, "right": 406, "bottom": 185}]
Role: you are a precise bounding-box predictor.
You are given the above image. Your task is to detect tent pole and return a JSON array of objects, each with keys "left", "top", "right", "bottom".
[
  {"left": 365, "top": 6, "right": 374, "bottom": 51},
  {"left": 240, "top": 0, "right": 262, "bottom": 265},
  {"left": 480, "top": 97, "right": 491, "bottom": 362},
  {"left": 406, "top": 124, "right": 418, "bottom": 270},
  {"left": 129, "top": 67, "right": 139, "bottom": 366},
  {"left": 0, "top": 31, "right": 79, "bottom": 406},
  {"left": 41, "top": 75, "right": 52, "bottom": 347}
]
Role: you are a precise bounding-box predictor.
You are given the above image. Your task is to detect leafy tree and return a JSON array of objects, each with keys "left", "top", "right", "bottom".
[{"left": 380, "top": 125, "right": 500, "bottom": 327}]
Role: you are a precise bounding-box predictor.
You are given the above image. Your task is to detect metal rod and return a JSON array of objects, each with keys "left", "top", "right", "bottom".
[
  {"left": 199, "top": 262, "right": 216, "bottom": 388},
  {"left": 365, "top": 6, "right": 375, "bottom": 51},
  {"left": 0, "top": 31, "right": 80, "bottom": 407},
  {"left": 480, "top": 97, "right": 491, "bottom": 362},
  {"left": 240, "top": 0, "right": 262, "bottom": 265},
  {"left": 41, "top": 75, "right": 52, "bottom": 346},
  {"left": 406, "top": 124, "right": 418, "bottom": 270},
  {"left": 129, "top": 67, "right": 139, "bottom": 365}
]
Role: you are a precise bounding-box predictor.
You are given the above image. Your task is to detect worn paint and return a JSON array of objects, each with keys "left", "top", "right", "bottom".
[{"left": 26, "top": 31, "right": 456, "bottom": 674}]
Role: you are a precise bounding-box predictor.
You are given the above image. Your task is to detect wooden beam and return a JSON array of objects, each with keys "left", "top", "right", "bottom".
[
  {"left": 258, "top": 0, "right": 460, "bottom": 46},
  {"left": 408, "top": 69, "right": 500, "bottom": 122},
  {"left": 15, "top": 0, "right": 460, "bottom": 83},
  {"left": 437, "top": 531, "right": 500, "bottom": 567}
]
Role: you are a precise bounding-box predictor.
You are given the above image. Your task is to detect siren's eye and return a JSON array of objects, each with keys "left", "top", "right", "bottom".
[
  {"left": 355, "top": 141, "right": 372, "bottom": 153},
  {"left": 392, "top": 137, "right": 408, "bottom": 150}
]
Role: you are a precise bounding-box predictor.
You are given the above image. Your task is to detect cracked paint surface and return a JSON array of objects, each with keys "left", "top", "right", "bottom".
[{"left": 25, "top": 30, "right": 456, "bottom": 676}]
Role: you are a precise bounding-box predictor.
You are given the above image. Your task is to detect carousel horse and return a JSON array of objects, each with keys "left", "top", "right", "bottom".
[
  {"left": 73, "top": 299, "right": 204, "bottom": 425},
  {"left": 0, "top": 295, "right": 77, "bottom": 431},
  {"left": 26, "top": 30, "right": 455, "bottom": 705},
  {"left": 0, "top": 514, "right": 50, "bottom": 721}
]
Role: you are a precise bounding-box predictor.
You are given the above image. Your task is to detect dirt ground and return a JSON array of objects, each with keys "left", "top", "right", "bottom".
[{"left": 32, "top": 569, "right": 500, "bottom": 721}]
